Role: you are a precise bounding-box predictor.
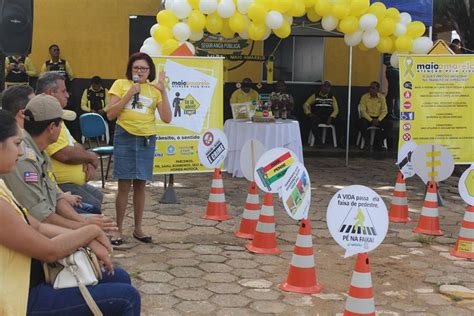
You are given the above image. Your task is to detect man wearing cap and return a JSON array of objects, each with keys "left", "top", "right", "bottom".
[
  {"left": 0, "top": 94, "right": 115, "bottom": 231},
  {"left": 37, "top": 72, "right": 103, "bottom": 214},
  {"left": 303, "top": 81, "right": 339, "bottom": 146}
]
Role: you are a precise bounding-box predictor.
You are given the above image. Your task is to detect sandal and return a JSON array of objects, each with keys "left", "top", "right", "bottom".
[
  {"left": 133, "top": 232, "right": 153, "bottom": 243},
  {"left": 111, "top": 238, "right": 123, "bottom": 246}
]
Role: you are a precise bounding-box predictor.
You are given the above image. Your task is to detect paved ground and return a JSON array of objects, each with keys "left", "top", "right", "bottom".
[{"left": 95, "top": 153, "right": 474, "bottom": 315}]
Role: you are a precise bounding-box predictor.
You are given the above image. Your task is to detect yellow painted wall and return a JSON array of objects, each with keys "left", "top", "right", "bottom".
[
  {"left": 324, "top": 37, "right": 382, "bottom": 87},
  {"left": 30, "top": 0, "right": 160, "bottom": 80}
]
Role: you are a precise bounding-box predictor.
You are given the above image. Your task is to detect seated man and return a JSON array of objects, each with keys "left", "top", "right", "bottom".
[
  {"left": 37, "top": 72, "right": 103, "bottom": 214},
  {"left": 230, "top": 77, "right": 259, "bottom": 106},
  {"left": 4, "top": 55, "right": 37, "bottom": 88},
  {"left": 357, "top": 81, "right": 393, "bottom": 151},
  {"left": 303, "top": 81, "right": 339, "bottom": 145},
  {"left": 0, "top": 94, "right": 115, "bottom": 231}
]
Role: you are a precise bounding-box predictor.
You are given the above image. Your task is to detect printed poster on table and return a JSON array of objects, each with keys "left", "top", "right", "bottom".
[
  {"left": 398, "top": 55, "right": 474, "bottom": 164},
  {"left": 152, "top": 56, "right": 224, "bottom": 174}
]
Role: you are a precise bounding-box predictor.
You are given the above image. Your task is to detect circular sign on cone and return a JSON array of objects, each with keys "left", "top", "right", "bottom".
[
  {"left": 327, "top": 185, "right": 388, "bottom": 258},
  {"left": 240, "top": 139, "right": 266, "bottom": 182},
  {"left": 412, "top": 144, "right": 454, "bottom": 184},
  {"left": 254, "top": 147, "right": 299, "bottom": 193},
  {"left": 397, "top": 141, "right": 417, "bottom": 178},
  {"left": 459, "top": 164, "right": 474, "bottom": 205},
  {"left": 197, "top": 128, "right": 229, "bottom": 169},
  {"left": 280, "top": 162, "right": 311, "bottom": 220}
]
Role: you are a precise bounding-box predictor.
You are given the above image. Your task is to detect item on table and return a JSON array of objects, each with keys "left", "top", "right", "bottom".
[
  {"left": 269, "top": 92, "right": 291, "bottom": 120},
  {"left": 252, "top": 99, "right": 275, "bottom": 123}
]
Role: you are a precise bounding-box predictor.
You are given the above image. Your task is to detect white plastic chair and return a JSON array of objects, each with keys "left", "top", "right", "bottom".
[
  {"left": 356, "top": 104, "right": 387, "bottom": 149},
  {"left": 308, "top": 124, "right": 337, "bottom": 147}
]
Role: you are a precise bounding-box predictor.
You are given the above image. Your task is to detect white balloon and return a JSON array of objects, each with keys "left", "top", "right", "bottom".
[
  {"left": 390, "top": 51, "right": 399, "bottom": 68},
  {"left": 265, "top": 10, "right": 283, "bottom": 29},
  {"left": 143, "top": 37, "right": 162, "bottom": 51},
  {"left": 150, "top": 23, "right": 159, "bottom": 37},
  {"left": 394, "top": 23, "right": 407, "bottom": 37},
  {"left": 200, "top": 0, "right": 218, "bottom": 14},
  {"left": 239, "top": 30, "right": 249, "bottom": 39},
  {"left": 173, "top": 22, "right": 191, "bottom": 41},
  {"left": 189, "top": 29, "right": 204, "bottom": 41},
  {"left": 165, "top": 0, "right": 175, "bottom": 10},
  {"left": 411, "top": 37, "right": 433, "bottom": 54},
  {"left": 399, "top": 12, "right": 412, "bottom": 25},
  {"left": 344, "top": 30, "right": 363, "bottom": 46},
  {"left": 359, "top": 13, "right": 377, "bottom": 31},
  {"left": 140, "top": 44, "right": 162, "bottom": 56},
  {"left": 180, "top": 41, "right": 196, "bottom": 55},
  {"left": 321, "top": 15, "right": 339, "bottom": 31},
  {"left": 217, "top": 0, "right": 236, "bottom": 18},
  {"left": 362, "top": 29, "right": 380, "bottom": 48},
  {"left": 172, "top": 0, "right": 192, "bottom": 19},
  {"left": 237, "top": 0, "right": 254, "bottom": 14}
]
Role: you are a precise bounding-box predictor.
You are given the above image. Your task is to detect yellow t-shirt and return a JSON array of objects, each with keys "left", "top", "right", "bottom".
[
  {"left": 108, "top": 79, "right": 162, "bottom": 136},
  {"left": 0, "top": 179, "right": 30, "bottom": 316},
  {"left": 230, "top": 88, "right": 259, "bottom": 105},
  {"left": 46, "top": 122, "right": 86, "bottom": 185},
  {"left": 359, "top": 92, "right": 388, "bottom": 121}
]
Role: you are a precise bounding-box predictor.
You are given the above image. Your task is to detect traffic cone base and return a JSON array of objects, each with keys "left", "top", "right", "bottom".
[
  {"left": 245, "top": 242, "right": 281, "bottom": 254},
  {"left": 413, "top": 181, "right": 443, "bottom": 236},
  {"left": 389, "top": 172, "right": 412, "bottom": 223},
  {"left": 203, "top": 168, "right": 231, "bottom": 221},
  {"left": 450, "top": 205, "right": 474, "bottom": 259},
  {"left": 343, "top": 253, "right": 375, "bottom": 316},
  {"left": 235, "top": 181, "right": 260, "bottom": 239}
]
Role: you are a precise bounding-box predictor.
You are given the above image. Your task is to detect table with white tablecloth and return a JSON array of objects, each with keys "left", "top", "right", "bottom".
[{"left": 224, "top": 119, "right": 304, "bottom": 178}]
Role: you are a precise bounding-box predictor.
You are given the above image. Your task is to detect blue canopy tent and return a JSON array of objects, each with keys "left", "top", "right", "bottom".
[{"left": 371, "top": 0, "right": 433, "bottom": 26}]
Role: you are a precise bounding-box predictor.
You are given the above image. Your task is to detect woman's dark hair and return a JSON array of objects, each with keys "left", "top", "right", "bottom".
[
  {"left": 125, "top": 52, "right": 156, "bottom": 82},
  {"left": 23, "top": 109, "right": 61, "bottom": 137},
  {"left": 0, "top": 110, "right": 19, "bottom": 142}
]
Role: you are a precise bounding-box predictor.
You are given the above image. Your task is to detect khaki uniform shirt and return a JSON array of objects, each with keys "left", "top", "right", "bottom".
[
  {"left": 0, "top": 130, "right": 63, "bottom": 221},
  {"left": 359, "top": 92, "right": 388, "bottom": 121}
]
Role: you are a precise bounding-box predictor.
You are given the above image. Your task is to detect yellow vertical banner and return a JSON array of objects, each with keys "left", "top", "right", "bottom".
[
  {"left": 152, "top": 57, "right": 224, "bottom": 174},
  {"left": 398, "top": 55, "right": 474, "bottom": 164}
]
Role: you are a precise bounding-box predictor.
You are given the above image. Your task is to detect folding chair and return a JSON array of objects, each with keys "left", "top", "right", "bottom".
[{"left": 79, "top": 113, "right": 113, "bottom": 188}]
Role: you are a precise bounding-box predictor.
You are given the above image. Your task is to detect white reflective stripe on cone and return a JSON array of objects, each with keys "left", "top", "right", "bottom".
[
  {"left": 464, "top": 212, "right": 474, "bottom": 222},
  {"left": 212, "top": 179, "right": 224, "bottom": 188},
  {"left": 425, "top": 191, "right": 437, "bottom": 202},
  {"left": 459, "top": 227, "right": 474, "bottom": 239},
  {"left": 420, "top": 206, "right": 438, "bottom": 217},
  {"left": 256, "top": 222, "right": 275, "bottom": 233},
  {"left": 209, "top": 193, "right": 225, "bottom": 203},
  {"left": 350, "top": 271, "right": 372, "bottom": 288},
  {"left": 246, "top": 194, "right": 259, "bottom": 204},
  {"left": 391, "top": 196, "right": 407, "bottom": 205},
  {"left": 394, "top": 183, "right": 406, "bottom": 191},
  {"left": 260, "top": 205, "right": 274, "bottom": 216},
  {"left": 295, "top": 234, "right": 313, "bottom": 248},
  {"left": 243, "top": 209, "right": 260, "bottom": 220},
  {"left": 290, "top": 254, "right": 315, "bottom": 268},
  {"left": 345, "top": 297, "right": 375, "bottom": 314}
]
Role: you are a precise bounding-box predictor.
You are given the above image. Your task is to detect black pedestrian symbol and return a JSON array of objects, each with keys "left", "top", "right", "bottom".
[{"left": 173, "top": 92, "right": 183, "bottom": 117}]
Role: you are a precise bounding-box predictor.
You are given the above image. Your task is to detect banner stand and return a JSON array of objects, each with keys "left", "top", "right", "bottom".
[{"left": 160, "top": 174, "right": 179, "bottom": 204}]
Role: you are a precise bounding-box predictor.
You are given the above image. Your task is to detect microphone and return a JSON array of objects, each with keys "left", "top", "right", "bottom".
[{"left": 132, "top": 74, "right": 140, "bottom": 107}]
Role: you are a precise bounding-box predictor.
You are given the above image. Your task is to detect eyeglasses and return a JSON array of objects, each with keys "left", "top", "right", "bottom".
[
  {"left": 132, "top": 66, "right": 150, "bottom": 72},
  {"left": 52, "top": 48, "right": 60, "bottom": 52}
]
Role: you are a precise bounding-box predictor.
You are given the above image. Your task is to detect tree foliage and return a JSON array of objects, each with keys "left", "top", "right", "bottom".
[{"left": 433, "top": 0, "right": 473, "bottom": 51}]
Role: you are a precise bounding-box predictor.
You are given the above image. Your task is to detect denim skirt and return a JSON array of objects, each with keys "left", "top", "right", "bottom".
[{"left": 113, "top": 124, "right": 157, "bottom": 181}]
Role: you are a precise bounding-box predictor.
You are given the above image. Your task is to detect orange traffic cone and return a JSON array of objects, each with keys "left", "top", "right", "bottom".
[
  {"left": 389, "top": 172, "right": 412, "bottom": 223},
  {"left": 344, "top": 253, "right": 375, "bottom": 316},
  {"left": 450, "top": 205, "right": 474, "bottom": 259},
  {"left": 279, "top": 219, "right": 322, "bottom": 294},
  {"left": 413, "top": 181, "right": 443, "bottom": 236},
  {"left": 245, "top": 193, "right": 281, "bottom": 254},
  {"left": 235, "top": 181, "right": 261, "bottom": 239},
  {"left": 203, "top": 168, "right": 231, "bottom": 221}
]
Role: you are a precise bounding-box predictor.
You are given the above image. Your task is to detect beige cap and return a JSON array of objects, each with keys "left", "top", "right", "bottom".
[{"left": 25, "top": 94, "right": 76, "bottom": 122}]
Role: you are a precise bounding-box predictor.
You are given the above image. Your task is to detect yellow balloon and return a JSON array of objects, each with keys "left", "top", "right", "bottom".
[
  {"left": 304, "top": 0, "right": 317, "bottom": 7},
  {"left": 367, "top": 2, "right": 386, "bottom": 20},
  {"left": 156, "top": 10, "right": 179, "bottom": 28},
  {"left": 162, "top": 39, "right": 179, "bottom": 55},
  {"left": 385, "top": 8, "right": 400, "bottom": 22},
  {"left": 377, "top": 18, "right": 396, "bottom": 36},
  {"left": 274, "top": 20, "right": 291, "bottom": 38},
  {"left": 406, "top": 21, "right": 426, "bottom": 38},
  {"left": 288, "top": 0, "right": 306, "bottom": 17},
  {"left": 395, "top": 35, "right": 413, "bottom": 52},
  {"left": 229, "top": 12, "right": 247, "bottom": 33},
  {"left": 188, "top": 10, "right": 206, "bottom": 32},
  {"left": 307, "top": 10, "right": 322, "bottom": 22},
  {"left": 248, "top": 22, "right": 266, "bottom": 40},
  {"left": 272, "top": 0, "right": 292, "bottom": 13},
  {"left": 256, "top": 0, "right": 272, "bottom": 9},
  {"left": 332, "top": 4, "right": 350, "bottom": 18},
  {"left": 358, "top": 42, "right": 369, "bottom": 51},
  {"left": 221, "top": 20, "right": 236, "bottom": 38},
  {"left": 206, "top": 13, "right": 224, "bottom": 34},
  {"left": 314, "top": 0, "right": 332, "bottom": 17},
  {"left": 350, "top": 0, "right": 369, "bottom": 17},
  {"left": 248, "top": 3, "right": 267, "bottom": 23},
  {"left": 152, "top": 25, "right": 173, "bottom": 44},
  {"left": 339, "top": 16, "right": 359, "bottom": 34},
  {"left": 188, "top": 0, "right": 200, "bottom": 10},
  {"left": 376, "top": 36, "right": 393, "bottom": 53}
]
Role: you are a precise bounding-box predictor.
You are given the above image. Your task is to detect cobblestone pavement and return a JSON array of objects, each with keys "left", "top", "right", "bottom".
[{"left": 95, "top": 156, "right": 474, "bottom": 315}]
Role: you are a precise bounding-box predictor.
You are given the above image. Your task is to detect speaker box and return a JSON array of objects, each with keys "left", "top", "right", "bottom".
[{"left": 0, "top": 0, "right": 33, "bottom": 56}]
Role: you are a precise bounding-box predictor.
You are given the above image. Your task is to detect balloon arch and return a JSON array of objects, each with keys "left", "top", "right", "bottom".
[{"left": 140, "top": 0, "right": 433, "bottom": 68}]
